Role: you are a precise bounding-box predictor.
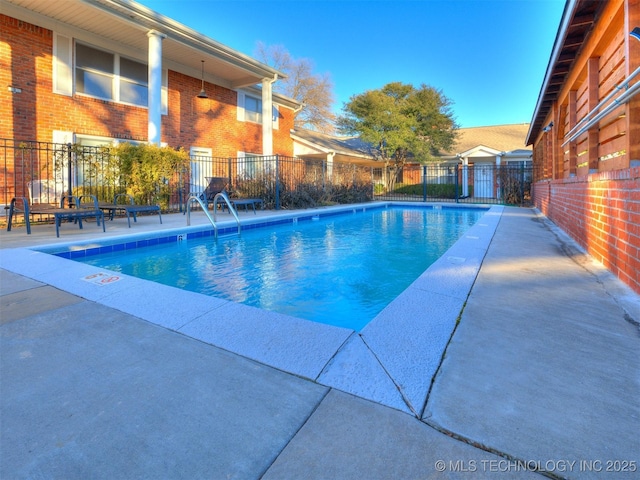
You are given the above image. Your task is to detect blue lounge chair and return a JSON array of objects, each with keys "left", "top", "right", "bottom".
[
  {"left": 98, "top": 194, "right": 162, "bottom": 227},
  {"left": 7, "top": 195, "right": 105, "bottom": 237}
]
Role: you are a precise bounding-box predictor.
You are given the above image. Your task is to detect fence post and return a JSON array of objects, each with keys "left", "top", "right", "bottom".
[
  {"left": 520, "top": 163, "right": 525, "bottom": 205},
  {"left": 322, "top": 158, "right": 326, "bottom": 191},
  {"left": 275, "top": 154, "right": 280, "bottom": 210},
  {"left": 455, "top": 164, "right": 459, "bottom": 203},
  {"left": 422, "top": 165, "right": 427, "bottom": 201},
  {"left": 371, "top": 167, "right": 374, "bottom": 199},
  {"left": 67, "top": 143, "right": 73, "bottom": 208}
]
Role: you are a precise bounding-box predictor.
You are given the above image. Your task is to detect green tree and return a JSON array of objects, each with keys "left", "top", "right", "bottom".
[{"left": 337, "top": 82, "right": 458, "bottom": 191}]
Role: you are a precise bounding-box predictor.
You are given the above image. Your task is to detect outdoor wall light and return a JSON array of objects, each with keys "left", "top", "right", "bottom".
[
  {"left": 542, "top": 121, "right": 554, "bottom": 132},
  {"left": 197, "top": 60, "right": 208, "bottom": 99},
  {"left": 631, "top": 27, "right": 640, "bottom": 41}
]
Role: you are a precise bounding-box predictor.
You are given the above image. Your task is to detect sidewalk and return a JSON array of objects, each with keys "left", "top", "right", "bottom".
[{"left": 1, "top": 207, "right": 638, "bottom": 479}]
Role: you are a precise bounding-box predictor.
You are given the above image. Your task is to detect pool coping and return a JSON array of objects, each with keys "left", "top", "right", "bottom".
[{"left": 0, "top": 202, "right": 502, "bottom": 415}]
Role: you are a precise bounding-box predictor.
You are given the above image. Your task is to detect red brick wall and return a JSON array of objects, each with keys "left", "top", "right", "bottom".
[
  {"left": 532, "top": 167, "right": 640, "bottom": 294},
  {"left": 1, "top": 15, "right": 50, "bottom": 140},
  {"left": 1, "top": 15, "right": 149, "bottom": 143},
  {"left": 273, "top": 106, "right": 295, "bottom": 155},
  {"left": 0, "top": 14, "right": 294, "bottom": 157}
]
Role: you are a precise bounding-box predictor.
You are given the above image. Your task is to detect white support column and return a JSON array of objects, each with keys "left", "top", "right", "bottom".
[
  {"left": 147, "top": 30, "right": 166, "bottom": 145},
  {"left": 262, "top": 74, "right": 277, "bottom": 155},
  {"left": 462, "top": 157, "right": 469, "bottom": 197}
]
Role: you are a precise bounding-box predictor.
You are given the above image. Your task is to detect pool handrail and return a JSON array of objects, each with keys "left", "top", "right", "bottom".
[
  {"left": 186, "top": 192, "right": 241, "bottom": 237},
  {"left": 213, "top": 191, "right": 241, "bottom": 232}
]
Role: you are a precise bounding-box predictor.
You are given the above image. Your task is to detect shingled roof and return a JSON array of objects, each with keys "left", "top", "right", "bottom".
[
  {"left": 439, "top": 123, "right": 531, "bottom": 157},
  {"left": 292, "top": 124, "right": 531, "bottom": 165},
  {"left": 291, "top": 128, "right": 377, "bottom": 161}
]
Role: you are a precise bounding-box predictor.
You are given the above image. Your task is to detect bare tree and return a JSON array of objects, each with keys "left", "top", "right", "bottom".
[{"left": 256, "top": 42, "right": 336, "bottom": 133}]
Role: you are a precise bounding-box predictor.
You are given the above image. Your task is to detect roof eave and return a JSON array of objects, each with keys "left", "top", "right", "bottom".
[
  {"left": 84, "top": 0, "right": 285, "bottom": 82},
  {"left": 526, "top": 0, "right": 578, "bottom": 145},
  {"left": 245, "top": 85, "right": 301, "bottom": 110},
  {"left": 290, "top": 131, "right": 375, "bottom": 160}
]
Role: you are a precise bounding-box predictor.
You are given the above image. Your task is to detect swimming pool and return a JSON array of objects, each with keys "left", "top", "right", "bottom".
[
  {"left": 2, "top": 203, "right": 502, "bottom": 412},
  {"left": 73, "top": 205, "right": 486, "bottom": 331}
]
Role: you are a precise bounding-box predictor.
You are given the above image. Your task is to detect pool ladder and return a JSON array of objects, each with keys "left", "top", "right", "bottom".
[{"left": 186, "top": 191, "right": 241, "bottom": 238}]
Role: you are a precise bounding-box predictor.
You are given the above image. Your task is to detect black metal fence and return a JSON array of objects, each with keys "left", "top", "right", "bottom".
[
  {"left": 1, "top": 139, "right": 535, "bottom": 214},
  {"left": 374, "top": 163, "right": 535, "bottom": 206}
]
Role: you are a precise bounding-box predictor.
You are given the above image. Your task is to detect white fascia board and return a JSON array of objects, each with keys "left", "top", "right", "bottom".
[
  {"left": 526, "top": 0, "right": 577, "bottom": 144},
  {"left": 458, "top": 145, "right": 503, "bottom": 157},
  {"left": 273, "top": 93, "right": 301, "bottom": 111},
  {"left": 291, "top": 135, "right": 332, "bottom": 155}
]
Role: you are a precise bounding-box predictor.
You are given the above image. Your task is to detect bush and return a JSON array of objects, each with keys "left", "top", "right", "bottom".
[
  {"left": 426, "top": 183, "right": 462, "bottom": 198},
  {"left": 392, "top": 183, "right": 472, "bottom": 199},
  {"left": 111, "top": 143, "right": 190, "bottom": 210},
  {"left": 394, "top": 183, "right": 422, "bottom": 196},
  {"left": 72, "top": 185, "right": 125, "bottom": 203}
]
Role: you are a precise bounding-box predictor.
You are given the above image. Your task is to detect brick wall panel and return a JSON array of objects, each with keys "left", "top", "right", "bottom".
[
  {"left": 1, "top": 14, "right": 295, "bottom": 157},
  {"left": 533, "top": 166, "right": 640, "bottom": 294}
]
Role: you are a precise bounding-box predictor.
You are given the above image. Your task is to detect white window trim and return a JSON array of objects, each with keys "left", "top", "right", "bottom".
[
  {"left": 53, "top": 32, "right": 73, "bottom": 96},
  {"left": 72, "top": 41, "right": 168, "bottom": 112},
  {"left": 161, "top": 68, "right": 168, "bottom": 115},
  {"left": 237, "top": 92, "right": 245, "bottom": 121}
]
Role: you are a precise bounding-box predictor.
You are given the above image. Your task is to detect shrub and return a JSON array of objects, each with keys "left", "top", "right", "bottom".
[
  {"left": 392, "top": 182, "right": 471, "bottom": 199},
  {"left": 111, "top": 143, "right": 190, "bottom": 209}
]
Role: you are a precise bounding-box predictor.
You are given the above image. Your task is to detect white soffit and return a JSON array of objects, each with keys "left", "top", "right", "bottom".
[{"left": 1, "top": 0, "right": 283, "bottom": 89}]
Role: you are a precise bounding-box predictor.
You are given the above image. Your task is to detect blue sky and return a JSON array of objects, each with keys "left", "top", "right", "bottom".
[{"left": 138, "top": 0, "right": 566, "bottom": 128}]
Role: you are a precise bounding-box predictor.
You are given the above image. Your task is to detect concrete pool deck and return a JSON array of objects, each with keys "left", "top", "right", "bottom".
[{"left": 1, "top": 205, "right": 639, "bottom": 478}]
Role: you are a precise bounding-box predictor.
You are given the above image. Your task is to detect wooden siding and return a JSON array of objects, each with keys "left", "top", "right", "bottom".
[
  {"left": 533, "top": 0, "right": 636, "bottom": 178},
  {"left": 531, "top": 0, "right": 640, "bottom": 295}
]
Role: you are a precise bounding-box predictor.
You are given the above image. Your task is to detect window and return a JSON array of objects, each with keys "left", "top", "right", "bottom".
[
  {"left": 237, "top": 152, "right": 275, "bottom": 180},
  {"left": 75, "top": 43, "right": 148, "bottom": 107},
  {"left": 55, "top": 34, "right": 167, "bottom": 111},
  {"left": 76, "top": 43, "right": 115, "bottom": 100},
  {"left": 189, "top": 147, "right": 213, "bottom": 193},
  {"left": 238, "top": 152, "right": 260, "bottom": 179},
  {"left": 73, "top": 135, "right": 118, "bottom": 190},
  {"left": 237, "top": 91, "right": 279, "bottom": 128},
  {"left": 120, "top": 57, "right": 148, "bottom": 106},
  {"left": 245, "top": 96, "right": 262, "bottom": 123}
]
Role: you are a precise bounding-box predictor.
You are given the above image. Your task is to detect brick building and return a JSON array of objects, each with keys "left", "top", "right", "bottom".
[
  {"left": 526, "top": 0, "right": 640, "bottom": 293},
  {"left": 0, "top": 0, "right": 299, "bottom": 157}
]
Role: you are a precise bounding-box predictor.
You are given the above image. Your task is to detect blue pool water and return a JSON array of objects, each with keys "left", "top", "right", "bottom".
[{"left": 75, "top": 206, "right": 485, "bottom": 331}]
